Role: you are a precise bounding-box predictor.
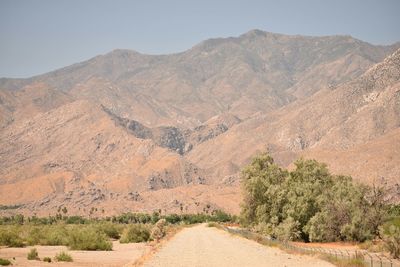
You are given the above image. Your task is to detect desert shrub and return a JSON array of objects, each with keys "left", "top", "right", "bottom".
[
  {"left": 273, "top": 217, "right": 301, "bottom": 241},
  {"left": 211, "top": 210, "right": 232, "bottom": 222},
  {"left": 151, "top": 219, "right": 167, "bottom": 241},
  {"left": 120, "top": 224, "right": 150, "bottom": 243},
  {"left": 68, "top": 226, "right": 112, "bottom": 250},
  {"left": 54, "top": 251, "right": 73, "bottom": 262},
  {"left": 0, "top": 258, "right": 11, "bottom": 266},
  {"left": 389, "top": 205, "right": 400, "bottom": 217},
  {"left": 323, "top": 254, "right": 366, "bottom": 267},
  {"left": 207, "top": 222, "right": 218, "bottom": 227},
  {"left": 96, "top": 222, "right": 121, "bottom": 239},
  {"left": 65, "top": 216, "right": 86, "bottom": 224},
  {"left": 359, "top": 240, "right": 385, "bottom": 253},
  {"left": 38, "top": 225, "right": 69, "bottom": 246},
  {"left": 27, "top": 248, "right": 39, "bottom": 260},
  {"left": 181, "top": 214, "right": 209, "bottom": 224},
  {"left": 0, "top": 228, "right": 24, "bottom": 247},
  {"left": 382, "top": 225, "right": 400, "bottom": 258},
  {"left": 151, "top": 212, "right": 160, "bottom": 224},
  {"left": 240, "top": 153, "right": 388, "bottom": 242},
  {"left": 164, "top": 214, "right": 181, "bottom": 224},
  {"left": 114, "top": 213, "right": 152, "bottom": 224},
  {"left": 26, "top": 226, "right": 47, "bottom": 245},
  {"left": 43, "top": 257, "right": 52, "bottom": 262}
]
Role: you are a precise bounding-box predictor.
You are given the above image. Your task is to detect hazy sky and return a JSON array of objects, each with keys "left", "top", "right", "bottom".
[{"left": 1, "top": 0, "right": 399, "bottom": 78}]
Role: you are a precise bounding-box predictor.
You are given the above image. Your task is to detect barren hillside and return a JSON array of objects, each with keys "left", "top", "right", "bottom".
[{"left": 0, "top": 30, "right": 399, "bottom": 215}]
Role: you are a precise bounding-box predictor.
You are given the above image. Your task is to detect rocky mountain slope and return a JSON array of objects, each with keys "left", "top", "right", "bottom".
[
  {"left": 0, "top": 30, "right": 399, "bottom": 215},
  {"left": 187, "top": 48, "right": 400, "bottom": 185}
]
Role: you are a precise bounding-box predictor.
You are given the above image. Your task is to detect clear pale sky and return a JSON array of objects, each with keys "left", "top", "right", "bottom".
[{"left": 1, "top": 0, "right": 399, "bottom": 78}]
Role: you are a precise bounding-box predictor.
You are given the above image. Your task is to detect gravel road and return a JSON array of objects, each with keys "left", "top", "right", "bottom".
[{"left": 143, "top": 224, "right": 334, "bottom": 267}]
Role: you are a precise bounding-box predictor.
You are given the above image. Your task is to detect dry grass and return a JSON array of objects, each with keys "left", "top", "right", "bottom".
[{"left": 321, "top": 255, "right": 366, "bottom": 267}]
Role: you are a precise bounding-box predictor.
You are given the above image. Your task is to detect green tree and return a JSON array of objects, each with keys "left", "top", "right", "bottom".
[{"left": 240, "top": 153, "right": 388, "bottom": 243}]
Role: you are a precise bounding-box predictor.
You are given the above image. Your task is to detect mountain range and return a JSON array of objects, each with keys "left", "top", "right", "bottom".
[{"left": 1, "top": 29, "right": 399, "bottom": 216}]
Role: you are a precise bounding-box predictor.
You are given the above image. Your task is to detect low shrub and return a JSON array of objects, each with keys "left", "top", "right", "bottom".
[
  {"left": 207, "top": 222, "right": 218, "bottom": 227},
  {"left": 28, "top": 225, "right": 69, "bottom": 246},
  {"left": 382, "top": 225, "right": 400, "bottom": 258},
  {"left": 323, "top": 254, "right": 366, "bottom": 267},
  {"left": 0, "top": 258, "right": 11, "bottom": 266},
  {"left": 151, "top": 219, "right": 166, "bottom": 242},
  {"left": 120, "top": 224, "right": 150, "bottom": 243},
  {"left": 27, "top": 248, "right": 39, "bottom": 260},
  {"left": 27, "top": 227, "right": 46, "bottom": 245},
  {"left": 43, "top": 257, "right": 52, "bottom": 263},
  {"left": 55, "top": 251, "right": 73, "bottom": 262},
  {"left": 96, "top": 222, "right": 121, "bottom": 239},
  {"left": 359, "top": 240, "right": 385, "bottom": 253},
  {"left": 68, "top": 227, "right": 112, "bottom": 251},
  {"left": 164, "top": 214, "right": 181, "bottom": 224},
  {"left": 65, "top": 216, "right": 86, "bottom": 224},
  {"left": 0, "top": 228, "right": 24, "bottom": 247},
  {"left": 211, "top": 210, "right": 232, "bottom": 222}
]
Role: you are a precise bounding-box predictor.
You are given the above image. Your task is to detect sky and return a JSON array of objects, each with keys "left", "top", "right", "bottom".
[{"left": 0, "top": 0, "right": 399, "bottom": 78}]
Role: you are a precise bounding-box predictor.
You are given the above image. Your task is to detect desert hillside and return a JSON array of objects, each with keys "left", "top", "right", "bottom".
[{"left": 0, "top": 30, "right": 399, "bottom": 215}]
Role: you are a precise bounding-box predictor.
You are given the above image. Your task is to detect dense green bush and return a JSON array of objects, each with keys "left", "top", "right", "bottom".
[
  {"left": 95, "top": 222, "right": 122, "bottom": 239},
  {"left": 27, "top": 225, "right": 69, "bottom": 246},
  {"left": 0, "top": 227, "right": 25, "bottom": 247},
  {"left": 68, "top": 227, "right": 112, "bottom": 250},
  {"left": 26, "top": 227, "right": 45, "bottom": 245},
  {"left": 27, "top": 248, "right": 39, "bottom": 260},
  {"left": 164, "top": 214, "right": 181, "bottom": 224},
  {"left": 55, "top": 251, "right": 73, "bottom": 262},
  {"left": 120, "top": 224, "right": 150, "bottom": 243},
  {"left": 0, "top": 258, "right": 11, "bottom": 266},
  {"left": 210, "top": 210, "right": 232, "bottom": 222},
  {"left": 241, "top": 153, "right": 388, "bottom": 242}
]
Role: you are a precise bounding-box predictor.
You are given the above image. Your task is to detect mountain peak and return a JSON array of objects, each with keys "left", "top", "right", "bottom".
[{"left": 242, "top": 29, "right": 267, "bottom": 36}]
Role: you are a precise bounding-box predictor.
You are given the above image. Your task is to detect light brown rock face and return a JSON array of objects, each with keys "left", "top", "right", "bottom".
[{"left": 0, "top": 30, "right": 399, "bottom": 215}]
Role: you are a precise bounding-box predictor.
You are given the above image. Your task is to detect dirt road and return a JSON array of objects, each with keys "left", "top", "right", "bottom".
[{"left": 143, "top": 224, "right": 334, "bottom": 267}]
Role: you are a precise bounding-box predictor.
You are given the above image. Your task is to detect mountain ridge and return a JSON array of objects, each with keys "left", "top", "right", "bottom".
[{"left": 0, "top": 30, "right": 399, "bottom": 215}]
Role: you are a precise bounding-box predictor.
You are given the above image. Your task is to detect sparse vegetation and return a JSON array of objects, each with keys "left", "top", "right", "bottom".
[
  {"left": 0, "top": 204, "right": 22, "bottom": 210},
  {"left": 358, "top": 240, "right": 385, "bottom": 253},
  {"left": 322, "top": 254, "right": 366, "bottom": 267},
  {"left": 0, "top": 210, "right": 234, "bottom": 252},
  {"left": 54, "top": 251, "right": 73, "bottom": 262},
  {"left": 120, "top": 224, "right": 150, "bottom": 243},
  {"left": 27, "top": 248, "right": 39, "bottom": 260},
  {"left": 43, "top": 257, "right": 52, "bottom": 263}
]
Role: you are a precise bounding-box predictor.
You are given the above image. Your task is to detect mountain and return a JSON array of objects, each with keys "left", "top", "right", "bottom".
[
  {"left": 187, "top": 48, "right": 400, "bottom": 185},
  {"left": 0, "top": 30, "right": 399, "bottom": 215}
]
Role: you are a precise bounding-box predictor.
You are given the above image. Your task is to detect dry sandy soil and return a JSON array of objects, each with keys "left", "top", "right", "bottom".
[
  {"left": 0, "top": 241, "right": 150, "bottom": 267},
  {"left": 142, "top": 224, "right": 334, "bottom": 267}
]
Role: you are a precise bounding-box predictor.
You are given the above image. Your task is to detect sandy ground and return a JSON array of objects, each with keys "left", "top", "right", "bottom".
[
  {"left": 0, "top": 241, "right": 150, "bottom": 266},
  {"left": 142, "top": 224, "right": 335, "bottom": 267}
]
